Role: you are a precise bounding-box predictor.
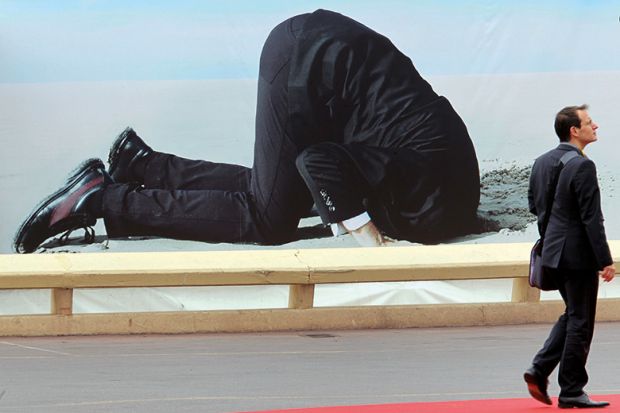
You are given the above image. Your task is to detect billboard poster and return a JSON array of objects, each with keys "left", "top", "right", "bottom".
[{"left": 2, "top": 1, "right": 619, "bottom": 255}]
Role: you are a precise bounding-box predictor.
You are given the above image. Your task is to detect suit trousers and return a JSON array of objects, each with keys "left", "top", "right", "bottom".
[
  {"left": 102, "top": 14, "right": 314, "bottom": 244},
  {"left": 532, "top": 267, "right": 599, "bottom": 397}
]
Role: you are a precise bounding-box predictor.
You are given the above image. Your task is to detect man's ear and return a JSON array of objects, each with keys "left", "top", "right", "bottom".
[{"left": 569, "top": 125, "right": 579, "bottom": 138}]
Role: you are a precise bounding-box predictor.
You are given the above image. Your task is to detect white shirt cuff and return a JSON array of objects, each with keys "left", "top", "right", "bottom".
[{"left": 330, "top": 212, "right": 371, "bottom": 236}]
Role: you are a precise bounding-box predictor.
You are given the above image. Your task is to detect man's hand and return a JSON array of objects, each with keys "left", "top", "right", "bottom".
[
  {"left": 599, "top": 264, "right": 616, "bottom": 282},
  {"left": 349, "top": 220, "right": 390, "bottom": 247}
]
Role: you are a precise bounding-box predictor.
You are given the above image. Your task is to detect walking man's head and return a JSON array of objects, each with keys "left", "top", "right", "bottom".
[{"left": 554, "top": 104, "right": 598, "bottom": 150}]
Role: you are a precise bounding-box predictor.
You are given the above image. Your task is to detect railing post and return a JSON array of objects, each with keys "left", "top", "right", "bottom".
[
  {"left": 511, "top": 278, "right": 540, "bottom": 303},
  {"left": 288, "top": 285, "right": 315, "bottom": 309},
  {"left": 51, "top": 288, "right": 74, "bottom": 315}
]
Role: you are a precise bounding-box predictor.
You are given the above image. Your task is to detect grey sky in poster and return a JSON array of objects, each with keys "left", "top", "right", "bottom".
[{"left": 1, "top": 1, "right": 618, "bottom": 82}]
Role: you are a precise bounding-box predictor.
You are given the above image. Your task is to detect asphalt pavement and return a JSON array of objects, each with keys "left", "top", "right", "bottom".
[{"left": 2, "top": 322, "right": 620, "bottom": 413}]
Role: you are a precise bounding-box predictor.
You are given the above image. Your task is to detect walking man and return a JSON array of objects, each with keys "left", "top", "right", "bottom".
[{"left": 524, "top": 105, "right": 615, "bottom": 408}]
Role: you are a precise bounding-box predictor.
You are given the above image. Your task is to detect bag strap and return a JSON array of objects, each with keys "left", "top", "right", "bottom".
[{"left": 540, "top": 150, "right": 580, "bottom": 241}]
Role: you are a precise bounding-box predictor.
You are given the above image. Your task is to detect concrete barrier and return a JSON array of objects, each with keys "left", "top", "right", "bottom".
[{"left": 0, "top": 241, "right": 618, "bottom": 336}]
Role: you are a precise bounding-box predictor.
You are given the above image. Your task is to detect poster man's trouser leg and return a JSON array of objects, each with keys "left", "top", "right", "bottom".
[{"left": 102, "top": 15, "right": 313, "bottom": 244}]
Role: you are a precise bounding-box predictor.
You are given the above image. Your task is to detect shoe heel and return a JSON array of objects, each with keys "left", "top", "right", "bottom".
[{"left": 65, "top": 158, "right": 105, "bottom": 183}]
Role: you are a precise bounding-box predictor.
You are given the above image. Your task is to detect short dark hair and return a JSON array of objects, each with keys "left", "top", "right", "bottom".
[{"left": 554, "top": 104, "right": 588, "bottom": 142}]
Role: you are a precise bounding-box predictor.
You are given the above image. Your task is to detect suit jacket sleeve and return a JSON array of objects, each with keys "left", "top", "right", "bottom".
[{"left": 573, "top": 160, "right": 613, "bottom": 268}]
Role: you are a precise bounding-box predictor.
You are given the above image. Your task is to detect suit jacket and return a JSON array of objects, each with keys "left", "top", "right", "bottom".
[
  {"left": 288, "top": 9, "right": 480, "bottom": 240},
  {"left": 528, "top": 144, "right": 612, "bottom": 270}
]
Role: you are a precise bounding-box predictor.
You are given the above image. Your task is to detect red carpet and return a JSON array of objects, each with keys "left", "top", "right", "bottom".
[{"left": 239, "top": 395, "right": 620, "bottom": 413}]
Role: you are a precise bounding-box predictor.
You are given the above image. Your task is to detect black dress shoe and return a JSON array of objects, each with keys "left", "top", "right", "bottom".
[
  {"left": 13, "top": 159, "right": 111, "bottom": 253},
  {"left": 108, "top": 127, "right": 153, "bottom": 183},
  {"left": 558, "top": 394, "right": 610, "bottom": 409},
  {"left": 524, "top": 366, "right": 552, "bottom": 405}
]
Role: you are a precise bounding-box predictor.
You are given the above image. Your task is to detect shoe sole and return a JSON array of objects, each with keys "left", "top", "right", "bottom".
[
  {"left": 524, "top": 372, "right": 552, "bottom": 405},
  {"left": 558, "top": 402, "right": 609, "bottom": 409},
  {"left": 13, "top": 158, "right": 103, "bottom": 253}
]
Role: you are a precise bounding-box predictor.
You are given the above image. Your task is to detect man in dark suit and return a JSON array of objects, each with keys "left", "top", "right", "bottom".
[
  {"left": 524, "top": 105, "right": 615, "bottom": 408},
  {"left": 14, "top": 10, "right": 480, "bottom": 253}
]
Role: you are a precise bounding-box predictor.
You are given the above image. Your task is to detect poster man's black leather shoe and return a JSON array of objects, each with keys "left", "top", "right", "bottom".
[
  {"left": 524, "top": 367, "right": 552, "bottom": 405},
  {"left": 13, "top": 158, "right": 111, "bottom": 253},
  {"left": 558, "top": 394, "right": 610, "bottom": 409},
  {"left": 108, "top": 127, "right": 153, "bottom": 183}
]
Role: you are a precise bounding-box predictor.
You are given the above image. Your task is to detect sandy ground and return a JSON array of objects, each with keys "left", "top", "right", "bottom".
[{"left": 23, "top": 162, "right": 536, "bottom": 253}]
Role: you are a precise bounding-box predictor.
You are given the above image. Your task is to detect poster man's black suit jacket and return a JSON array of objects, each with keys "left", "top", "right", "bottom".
[{"left": 287, "top": 9, "right": 480, "bottom": 240}]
